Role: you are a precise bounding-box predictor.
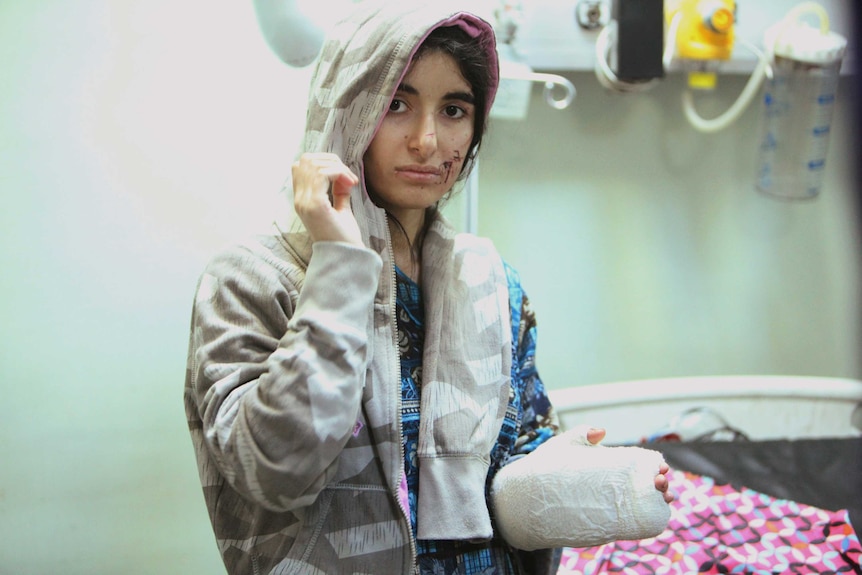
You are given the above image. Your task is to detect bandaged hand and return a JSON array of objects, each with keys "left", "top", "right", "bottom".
[{"left": 491, "top": 425, "right": 672, "bottom": 551}]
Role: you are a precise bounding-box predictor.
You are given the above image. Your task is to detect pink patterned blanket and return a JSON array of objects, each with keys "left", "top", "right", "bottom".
[{"left": 559, "top": 468, "right": 861, "bottom": 574}]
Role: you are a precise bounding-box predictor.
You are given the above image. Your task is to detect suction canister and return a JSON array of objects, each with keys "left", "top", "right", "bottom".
[{"left": 755, "top": 2, "right": 847, "bottom": 201}]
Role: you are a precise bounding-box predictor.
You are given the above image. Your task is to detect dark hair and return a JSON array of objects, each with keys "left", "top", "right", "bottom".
[{"left": 413, "top": 25, "right": 494, "bottom": 182}]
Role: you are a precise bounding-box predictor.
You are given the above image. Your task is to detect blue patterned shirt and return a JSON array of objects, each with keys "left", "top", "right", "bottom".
[{"left": 396, "top": 262, "right": 557, "bottom": 575}]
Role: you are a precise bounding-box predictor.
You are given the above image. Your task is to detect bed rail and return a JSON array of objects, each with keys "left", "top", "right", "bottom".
[{"left": 548, "top": 375, "right": 862, "bottom": 443}]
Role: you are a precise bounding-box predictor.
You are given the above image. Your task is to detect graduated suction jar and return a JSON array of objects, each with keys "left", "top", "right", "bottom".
[{"left": 755, "top": 3, "right": 848, "bottom": 201}]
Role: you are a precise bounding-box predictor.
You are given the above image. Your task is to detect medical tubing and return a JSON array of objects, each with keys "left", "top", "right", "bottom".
[
  {"left": 598, "top": 6, "right": 773, "bottom": 131},
  {"left": 784, "top": 2, "right": 830, "bottom": 35},
  {"left": 681, "top": 43, "right": 769, "bottom": 133},
  {"left": 663, "top": 11, "right": 683, "bottom": 70}
]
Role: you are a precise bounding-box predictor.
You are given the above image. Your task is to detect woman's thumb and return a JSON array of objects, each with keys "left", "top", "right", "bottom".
[{"left": 331, "top": 173, "right": 357, "bottom": 211}]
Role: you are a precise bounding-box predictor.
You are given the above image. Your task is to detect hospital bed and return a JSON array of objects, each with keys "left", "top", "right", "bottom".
[{"left": 547, "top": 376, "right": 862, "bottom": 573}]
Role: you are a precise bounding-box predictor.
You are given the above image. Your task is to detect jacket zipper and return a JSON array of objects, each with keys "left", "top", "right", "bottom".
[{"left": 385, "top": 213, "right": 419, "bottom": 573}]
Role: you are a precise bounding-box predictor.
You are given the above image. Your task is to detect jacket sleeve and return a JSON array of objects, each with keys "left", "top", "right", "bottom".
[{"left": 186, "top": 240, "right": 382, "bottom": 512}]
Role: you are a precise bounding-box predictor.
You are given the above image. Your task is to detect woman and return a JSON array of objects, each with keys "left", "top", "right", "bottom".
[{"left": 184, "top": 3, "right": 671, "bottom": 574}]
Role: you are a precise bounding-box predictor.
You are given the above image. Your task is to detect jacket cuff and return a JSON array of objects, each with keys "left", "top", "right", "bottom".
[
  {"left": 293, "top": 241, "right": 382, "bottom": 330},
  {"left": 416, "top": 455, "right": 493, "bottom": 541}
]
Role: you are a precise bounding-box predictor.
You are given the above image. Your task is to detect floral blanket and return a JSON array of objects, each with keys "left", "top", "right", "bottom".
[{"left": 559, "top": 468, "right": 861, "bottom": 574}]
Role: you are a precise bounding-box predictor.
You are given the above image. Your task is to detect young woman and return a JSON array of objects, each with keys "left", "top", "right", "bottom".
[{"left": 184, "top": 3, "right": 672, "bottom": 574}]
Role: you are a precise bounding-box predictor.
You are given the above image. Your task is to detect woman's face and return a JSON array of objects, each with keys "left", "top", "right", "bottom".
[{"left": 363, "top": 50, "right": 475, "bottom": 219}]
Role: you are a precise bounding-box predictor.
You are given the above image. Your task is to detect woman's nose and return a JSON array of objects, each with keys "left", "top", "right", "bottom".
[{"left": 408, "top": 114, "right": 438, "bottom": 158}]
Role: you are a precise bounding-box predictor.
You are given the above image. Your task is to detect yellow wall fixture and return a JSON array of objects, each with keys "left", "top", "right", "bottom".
[
  {"left": 665, "top": 0, "right": 737, "bottom": 89},
  {"left": 664, "top": 0, "right": 772, "bottom": 133}
]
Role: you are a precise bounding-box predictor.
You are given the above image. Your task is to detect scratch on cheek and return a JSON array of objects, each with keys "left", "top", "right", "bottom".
[{"left": 441, "top": 150, "right": 463, "bottom": 183}]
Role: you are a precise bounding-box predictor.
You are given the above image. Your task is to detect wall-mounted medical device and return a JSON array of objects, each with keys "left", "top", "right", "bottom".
[
  {"left": 599, "top": 0, "right": 848, "bottom": 199},
  {"left": 593, "top": 0, "right": 664, "bottom": 92},
  {"left": 507, "top": 0, "right": 854, "bottom": 73},
  {"left": 498, "top": 0, "right": 852, "bottom": 201},
  {"left": 665, "top": 0, "right": 737, "bottom": 90},
  {"left": 612, "top": 0, "right": 665, "bottom": 82}
]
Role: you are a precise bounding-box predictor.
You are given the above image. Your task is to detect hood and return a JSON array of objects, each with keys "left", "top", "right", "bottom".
[{"left": 286, "top": 0, "right": 499, "bottom": 256}]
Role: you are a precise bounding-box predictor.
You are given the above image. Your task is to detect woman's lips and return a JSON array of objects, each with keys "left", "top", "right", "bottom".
[{"left": 395, "top": 165, "right": 443, "bottom": 183}]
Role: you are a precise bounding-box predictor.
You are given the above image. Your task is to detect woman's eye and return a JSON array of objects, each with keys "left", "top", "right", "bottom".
[
  {"left": 444, "top": 105, "right": 466, "bottom": 119},
  {"left": 389, "top": 99, "right": 406, "bottom": 113}
]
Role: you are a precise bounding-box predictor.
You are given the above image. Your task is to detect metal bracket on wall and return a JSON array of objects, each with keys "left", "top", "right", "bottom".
[{"left": 576, "top": 0, "right": 610, "bottom": 30}]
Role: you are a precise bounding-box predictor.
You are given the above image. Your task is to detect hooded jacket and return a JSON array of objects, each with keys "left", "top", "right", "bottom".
[{"left": 184, "top": 2, "right": 557, "bottom": 573}]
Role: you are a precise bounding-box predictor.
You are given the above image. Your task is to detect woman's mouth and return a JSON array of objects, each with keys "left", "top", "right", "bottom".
[{"left": 395, "top": 165, "right": 443, "bottom": 183}]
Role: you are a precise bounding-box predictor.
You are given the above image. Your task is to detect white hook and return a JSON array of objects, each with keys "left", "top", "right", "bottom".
[
  {"left": 539, "top": 74, "right": 577, "bottom": 110},
  {"left": 498, "top": 70, "right": 577, "bottom": 110}
]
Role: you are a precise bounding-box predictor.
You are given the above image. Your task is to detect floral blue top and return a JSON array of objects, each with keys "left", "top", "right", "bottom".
[{"left": 395, "top": 262, "right": 558, "bottom": 575}]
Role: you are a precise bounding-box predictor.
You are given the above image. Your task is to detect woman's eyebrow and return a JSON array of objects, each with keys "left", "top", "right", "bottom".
[
  {"left": 444, "top": 91, "right": 475, "bottom": 105},
  {"left": 396, "top": 82, "right": 475, "bottom": 105},
  {"left": 397, "top": 82, "right": 419, "bottom": 95}
]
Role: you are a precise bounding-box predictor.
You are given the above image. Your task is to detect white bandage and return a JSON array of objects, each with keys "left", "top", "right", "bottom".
[{"left": 491, "top": 425, "right": 671, "bottom": 551}]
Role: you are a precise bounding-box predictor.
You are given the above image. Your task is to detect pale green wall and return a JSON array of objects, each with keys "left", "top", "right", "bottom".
[
  {"left": 1, "top": 2, "right": 298, "bottom": 574},
  {"left": 478, "top": 71, "right": 861, "bottom": 389},
  {"left": 0, "top": 1, "right": 858, "bottom": 574}
]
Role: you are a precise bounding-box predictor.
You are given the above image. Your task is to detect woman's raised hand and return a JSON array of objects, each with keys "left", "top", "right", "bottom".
[{"left": 292, "top": 153, "right": 363, "bottom": 245}]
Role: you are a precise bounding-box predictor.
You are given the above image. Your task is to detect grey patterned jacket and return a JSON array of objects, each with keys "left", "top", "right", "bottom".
[{"left": 184, "top": 2, "right": 543, "bottom": 573}]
